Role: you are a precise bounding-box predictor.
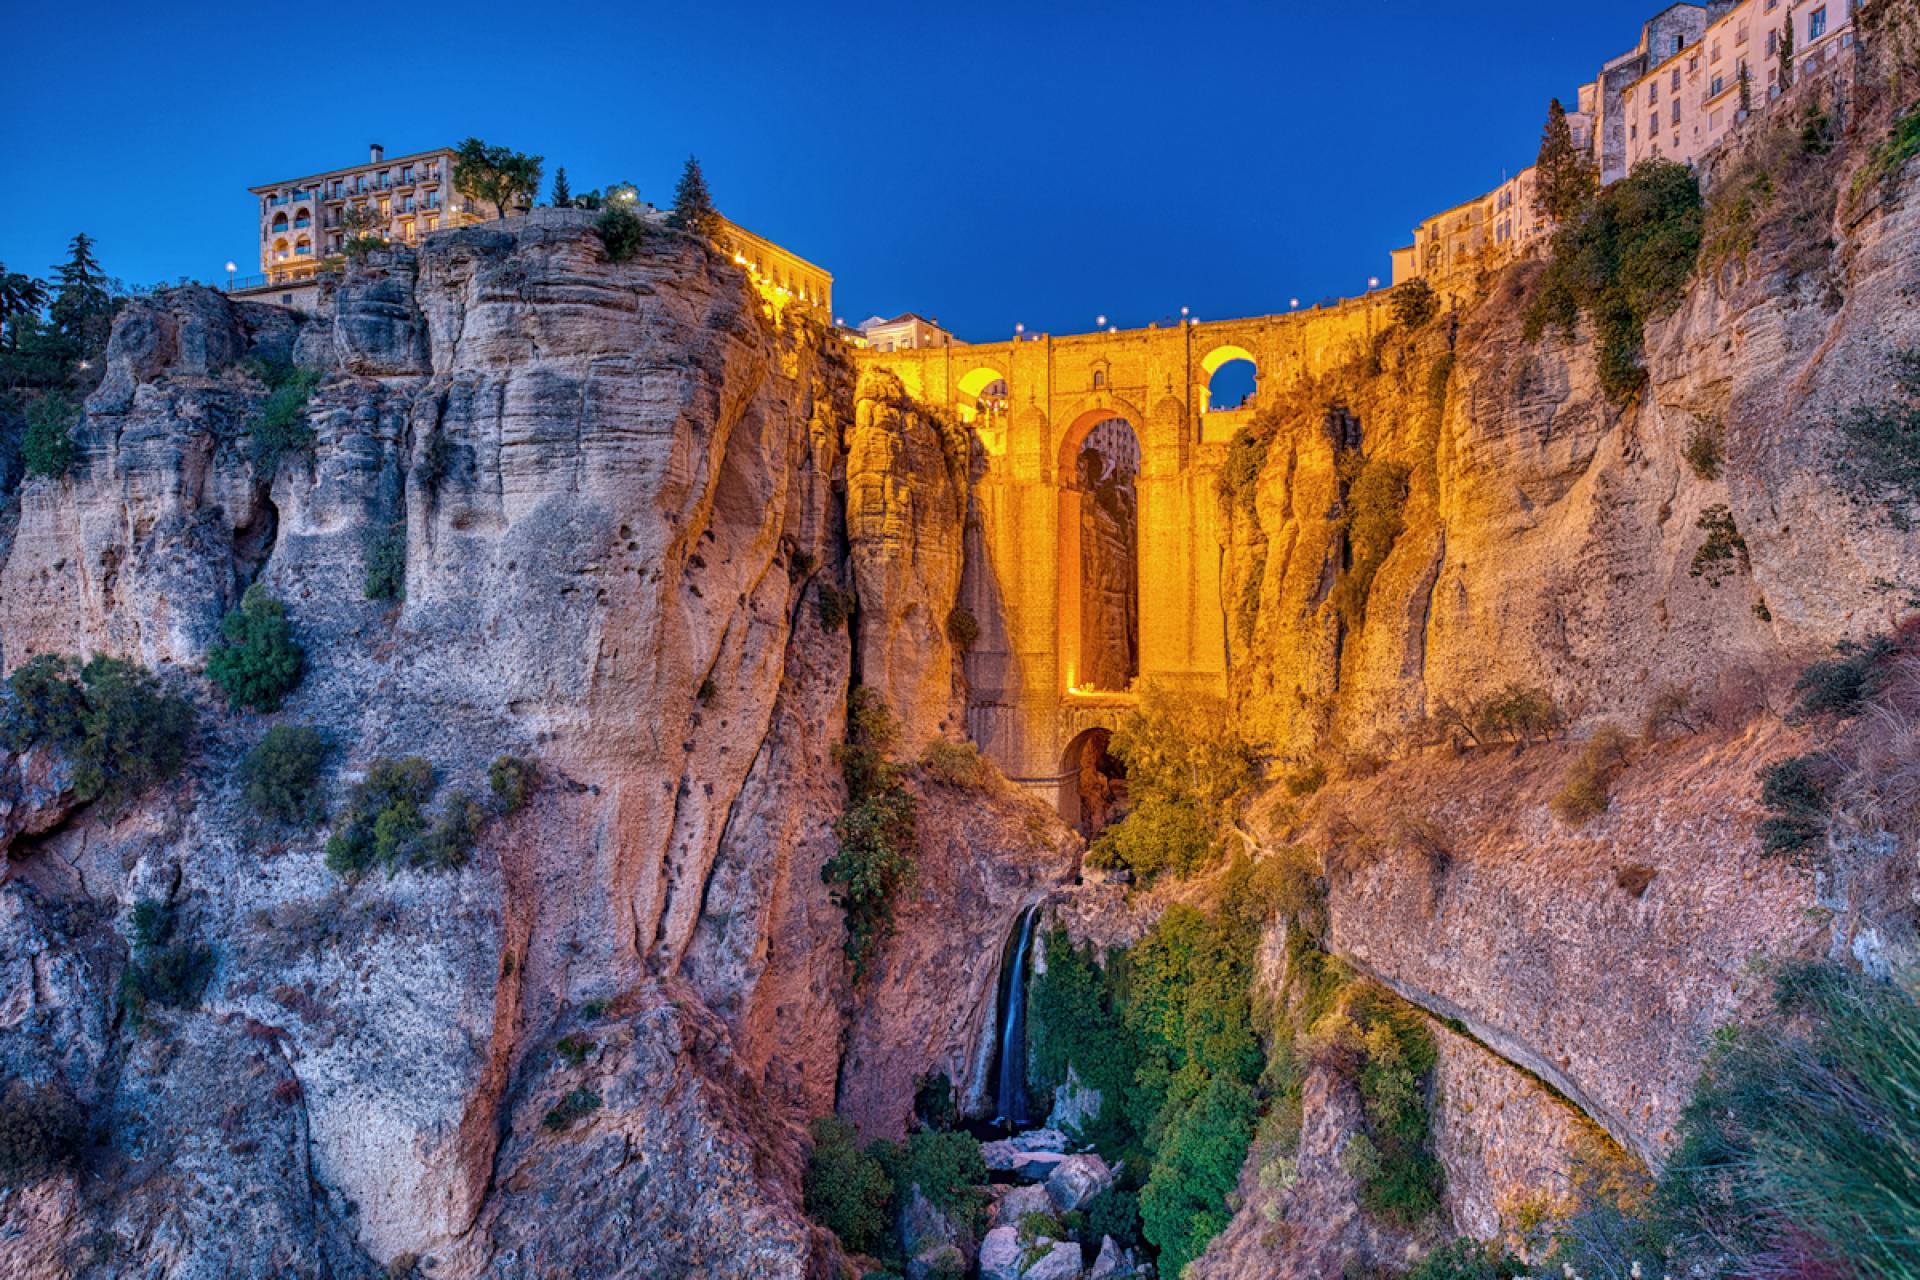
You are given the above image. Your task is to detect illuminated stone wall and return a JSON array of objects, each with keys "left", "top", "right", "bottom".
[{"left": 858, "top": 297, "right": 1391, "bottom": 805}]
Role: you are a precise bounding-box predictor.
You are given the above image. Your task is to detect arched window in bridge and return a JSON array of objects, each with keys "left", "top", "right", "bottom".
[{"left": 1074, "top": 418, "right": 1140, "bottom": 693}]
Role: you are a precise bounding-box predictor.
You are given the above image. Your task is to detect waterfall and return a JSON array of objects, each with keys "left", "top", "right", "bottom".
[{"left": 992, "top": 904, "right": 1042, "bottom": 1128}]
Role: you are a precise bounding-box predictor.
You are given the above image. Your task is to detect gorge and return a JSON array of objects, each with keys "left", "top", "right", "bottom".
[{"left": 2, "top": 9, "right": 1920, "bottom": 1280}]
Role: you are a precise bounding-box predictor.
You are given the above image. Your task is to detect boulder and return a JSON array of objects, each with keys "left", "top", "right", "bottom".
[
  {"left": 1088, "top": 1235, "right": 1139, "bottom": 1280},
  {"left": 907, "top": 1243, "right": 967, "bottom": 1280},
  {"left": 978, "top": 1225, "right": 1024, "bottom": 1280},
  {"left": 983, "top": 1127, "right": 1072, "bottom": 1178},
  {"left": 1045, "top": 1152, "right": 1115, "bottom": 1212},
  {"left": 901, "top": 1184, "right": 972, "bottom": 1270},
  {"left": 992, "top": 1182, "right": 1054, "bottom": 1226},
  {"left": 1022, "top": 1240, "right": 1085, "bottom": 1280}
]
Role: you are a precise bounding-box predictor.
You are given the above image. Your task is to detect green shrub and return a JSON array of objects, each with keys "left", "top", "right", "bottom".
[
  {"left": 1344, "top": 986, "right": 1444, "bottom": 1225},
  {"left": 1407, "top": 1240, "right": 1529, "bottom": 1280},
  {"left": 1756, "top": 753, "right": 1831, "bottom": 858},
  {"left": 596, "top": 205, "right": 647, "bottom": 262},
  {"left": 1830, "top": 351, "right": 1920, "bottom": 527},
  {"left": 918, "top": 738, "right": 988, "bottom": 788},
  {"left": 1653, "top": 963, "right": 1920, "bottom": 1280},
  {"left": 249, "top": 364, "right": 321, "bottom": 475},
  {"left": 883, "top": 1130, "right": 989, "bottom": 1238},
  {"left": 1027, "top": 929, "right": 1136, "bottom": 1145},
  {"left": 1683, "top": 414, "right": 1724, "bottom": 480},
  {"left": 1283, "top": 762, "right": 1327, "bottom": 797},
  {"left": 1088, "top": 685, "right": 1258, "bottom": 882},
  {"left": 240, "top": 723, "right": 329, "bottom": 826},
  {"left": 2, "top": 654, "right": 193, "bottom": 807},
  {"left": 206, "top": 585, "right": 305, "bottom": 711},
  {"left": 541, "top": 1087, "right": 601, "bottom": 1132},
  {"left": 22, "top": 392, "right": 79, "bottom": 479},
  {"left": 803, "top": 1116, "right": 894, "bottom": 1256},
  {"left": 1390, "top": 277, "right": 1439, "bottom": 330},
  {"left": 555, "top": 1034, "right": 592, "bottom": 1066},
  {"left": 324, "top": 757, "right": 475, "bottom": 876},
  {"left": 1140, "top": 1074, "right": 1260, "bottom": 1278},
  {"left": 117, "top": 897, "right": 214, "bottom": 1027},
  {"left": 1551, "top": 724, "right": 1632, "bottom": 824},
  {"left": 945, "top": 604, "right": 979, "bottom": 653},
  {"left": 364, "top": 524, "right": 407, "bottom": 601},
  {"left": 1330, "top": 454, "right": 1412, "bottom": 631},
  {"left": 1083, "top": 1185, "right": 1142, "bottom": 1249},
  {"left": 817, "top": 585, "right": 856, "bottom": 632},
  {"left": 1217, "top": 414, "right": 1278, "bottom": 518},
  {"left": 1523, "top": 159, "right": 1702, "bottom": 404},
  {"left": 823, "top": 688, "right": 917, "bottom": 979},
  {"left": 419, "top": 791, "right": 481, "bottom": 871},
  {"left": 1474, "top": 683, "right": 1564, "bottom": 745},
  {"left": 1854, "top": 105, "right": 1920, "bottom": 198},
  {"left": 488, "top": 754, "right": 534, "bottom": 815},
  {"left": 0, "top": 1081, "right": 83, "bottom": 1187},
  {"left": 1689, "top": 504, "right": 1749, "bottom": 587},
  {"left": 1791, "top": 633, "right": 1896, "bottom": 720}
]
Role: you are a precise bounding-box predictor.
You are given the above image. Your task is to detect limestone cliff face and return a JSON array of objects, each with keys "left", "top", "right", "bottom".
[
  {"left": 1225, "top": 74, "right": 1920, "bottom": 763},
  {"left": 1193, "top": 43, "right": 1920, "bottom": 1278},
  {"left": 0, "top": 212, "right": 1072, "bottom": 1276}
]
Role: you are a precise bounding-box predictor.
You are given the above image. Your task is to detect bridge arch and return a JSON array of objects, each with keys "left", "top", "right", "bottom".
[
  {"left": 1059, "top": 723, "right": 1128, "bottom": 834},
  {"left": 1199, "top": 343, "right": 1259, "bottom": 412},
  {"left": 1058, "top": 406, "right": 1143, "bottom": 698}
]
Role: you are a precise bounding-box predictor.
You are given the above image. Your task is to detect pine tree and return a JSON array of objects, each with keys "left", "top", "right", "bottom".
[
  {"left": 1778, "top": 18, "right": 1795, "bottom": 90},
  {"left": 668, "top": 156, "right": 721, "bottom": 238},
  {"left": 551, "top": 167, "right": 572, "bottom": 208},
  {"left": 1533, "top": 98, "right": 1597, "bottom": 225},
  {"left": 50, "top": 234, "right": 111, "bottom": 348}
]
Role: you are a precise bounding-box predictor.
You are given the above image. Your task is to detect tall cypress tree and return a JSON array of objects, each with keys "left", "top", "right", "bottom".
[
  {"left": 49, "top": 234, "right": 112, "bottom": 351},
  {"left": 668, "top": 156, "right": 721, "bottom": 237},
  {"left": 1533, "top": 98, "right": 1597, "bottom": 225},
  {"left": 550, "top": 167, "right": 572, "bottom": 208},
  {"left": 1738, "top": 62, "right": 1753, "bottom": 115},
  {"left": 1778, "top": 18, "right": 1795, "bottom": 89}
]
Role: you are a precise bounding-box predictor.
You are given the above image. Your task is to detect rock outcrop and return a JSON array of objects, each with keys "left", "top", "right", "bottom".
[{"left": 0, "top": 212, "right": 1070, "bottom": 1275}]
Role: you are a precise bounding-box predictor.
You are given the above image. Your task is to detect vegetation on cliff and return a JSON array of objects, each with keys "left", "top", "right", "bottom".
[
  {"left": 206, "top": 585, "right": 305, "bottom": 712},
  {"left": 2, "top": 654, "right": 194, "bottom": 808},
  {"left": 824, "top": 687, "right": 919, "bottom": 978},
  {"left": 323, "top": 756, "right": 477, "bottom": 876},
  {"left": 1524, "top": 159, "right": 1703, "bottom": 402},
  {"left": 1545, "top": 962, "right": 1920, "bottom": 1280},
  {"left": 1086, "top": 684, "right": 1259, "bottom": 881}
]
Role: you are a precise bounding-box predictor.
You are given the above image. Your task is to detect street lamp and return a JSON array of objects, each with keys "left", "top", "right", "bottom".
[
  {"left": 1368, "top": 276, "right": 1381, "bottom": 290},
  {"left": 1290, "top": 298, "right": 1300, "bottom": 309},
  {"left": 1096, "top": 314, "right": 1107, "bottom": 327},
  {"left": 226, "top": 261, "right": 237, "bottom": 289}
]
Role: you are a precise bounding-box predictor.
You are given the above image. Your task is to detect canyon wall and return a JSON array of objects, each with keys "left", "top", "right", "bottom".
[{"left": 0, "top": 212, "right": 1071, "bottom": 1277}]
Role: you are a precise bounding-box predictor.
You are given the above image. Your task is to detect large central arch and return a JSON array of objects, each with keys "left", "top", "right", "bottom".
[{"left": 1057, "top": 404, "right": 1144, "bottom": 698}]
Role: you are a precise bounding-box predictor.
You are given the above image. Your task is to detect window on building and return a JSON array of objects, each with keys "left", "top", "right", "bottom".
[
  {"left": 1710, "top": 41, "right": 1720, "bottom": 61},
  {"left": 1765, "top": 0, "right": 1777, "bottom": 11},
  {"left": 1631, "top": 122, "right": 1639, "bottom": 139},
  {"left": 1672, "top": 67, "right": 1682, "bottom": 90},
  {"left": 1673, "top": 100, "right": 1682, "bottom": 125},
  {"left": 1673, "top": 34, "right": 1684, "bottom": 55},
  {"left": 1093, "top": 370, "right": 1105, "bottom": 388},
  {"left": 1810, "top": 7, "right": 1827, "bottom": 38},
  {"left": 1767, "top": 28, "right": 1778, "bottom": 54},
  {"left": 1650, "top": 114, "right": 1659, "bottom": 137},
  {"left": 1650, "top": 79, "right": 1659, "bottom": 102},
  {"left": 1711, "top": 109, "right": 1723, "bottom": 130},
  {"left": 401, "top": 165, "right": 413, "bottom": 183},
  {"left": 1736, "top": 23, "right": 1748, "bottom": 44},
  {"left": 1712, "top": 73, "right": 1725, "bottom": 95}
]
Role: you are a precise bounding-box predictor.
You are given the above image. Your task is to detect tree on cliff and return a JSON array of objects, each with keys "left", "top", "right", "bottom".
[
  {"left": 668, "top": 156, "right": 722, "bottom": 238},
  {"left": 1534, "top": 98, "right": 1597, "bottom": 224},
  {"left": 549, "top": 166, "right": 572, "bottom": 208},
  {"left": 1738, "top": 62, "right": 1753, "bottom": 115},
  {"left": 453, "top": 138, "right": 544, "bottom": 221},
  {"left": 50, "top": 234, "right": 113, "bottom": 351},
  {"left": 0, "top": 266, "right": 49, "bottom": 352},
  {"left": 1778, "top": 18, "right": 1795, "bottom": 89}
]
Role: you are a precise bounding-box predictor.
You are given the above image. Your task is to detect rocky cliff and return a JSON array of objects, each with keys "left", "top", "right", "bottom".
[{"left": 0, "top": 212, "right": 1071, "bottom": 1277}]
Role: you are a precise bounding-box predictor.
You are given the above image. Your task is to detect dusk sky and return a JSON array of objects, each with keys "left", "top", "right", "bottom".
[{"left": 3, "top": 1, "right": 1669, "bottom": 341}]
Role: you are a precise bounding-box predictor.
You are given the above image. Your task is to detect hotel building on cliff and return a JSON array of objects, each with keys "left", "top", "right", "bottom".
[
  {"left": 233, "top": 142, "right": 832, "bottom": 320},
  {"left": 1391, "top": 0, "right": 1859, "bottom": 289}
]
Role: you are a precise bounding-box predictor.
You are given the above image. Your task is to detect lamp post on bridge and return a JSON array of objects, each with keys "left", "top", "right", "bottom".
[{"left": 226, "top": 261, "right": 237, "bottom": 290}]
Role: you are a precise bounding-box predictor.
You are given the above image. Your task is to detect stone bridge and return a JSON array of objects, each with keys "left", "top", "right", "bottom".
[{"left": 857, "top": 296, "right": 1392, "bottom": 820}]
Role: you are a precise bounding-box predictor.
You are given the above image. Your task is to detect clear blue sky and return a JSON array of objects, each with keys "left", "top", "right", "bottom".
[{"left": 1, "top": 1, "right": 1664, "bottom": 342}]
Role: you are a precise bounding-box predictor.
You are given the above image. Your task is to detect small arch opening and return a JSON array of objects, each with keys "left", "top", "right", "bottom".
[{"left": 1060, "top": 727, "right": 1129, "bottom": 837}]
